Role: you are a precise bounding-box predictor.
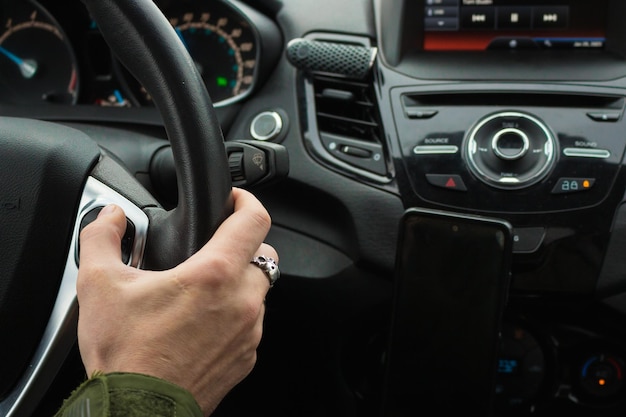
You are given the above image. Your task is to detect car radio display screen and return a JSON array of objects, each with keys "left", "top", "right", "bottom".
[{"left": 423, "top": 0, "right": 608, "bottom": 51}]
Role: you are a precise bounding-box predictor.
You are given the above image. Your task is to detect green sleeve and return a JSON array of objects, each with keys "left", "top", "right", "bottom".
[{"left": 54, "top": 372, "right": 204, "bottom": 417}]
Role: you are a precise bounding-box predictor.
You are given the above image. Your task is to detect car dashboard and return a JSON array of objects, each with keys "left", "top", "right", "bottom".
[{"left": 5, "top": 0, "right": 626, "bottom": 416}]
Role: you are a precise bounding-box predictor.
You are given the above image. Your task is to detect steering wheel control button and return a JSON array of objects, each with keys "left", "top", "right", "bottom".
[
  {"left": 121, "top": 219, "right": 136, "bottom": 265},
  {"left": 512, "top": 227, "right": 546, "bottom": 253},
  {"left": 425, "top": 174, "right": 467, "bottom": 191},
  {"left": 551, "top": 178, "right": 596, "bottom": 194},
  {"left": 250, "top": 111, "right": 283, "bottom": 141},
  {"left": 77, "top": 207, "right": 136, "bottom": 265},
  {"left": 465, "top": 111, "right": 556, "bottom": 190}
]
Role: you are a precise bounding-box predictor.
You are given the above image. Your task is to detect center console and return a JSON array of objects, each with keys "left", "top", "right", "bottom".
[
  {"left": 371, "top": 0, "right": 626, "bottom": 414},
  {"left": 375, "top": 0, "right": 626, "bottom": 297}
]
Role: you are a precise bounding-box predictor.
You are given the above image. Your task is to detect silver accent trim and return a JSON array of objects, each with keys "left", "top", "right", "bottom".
[
  {"left": 499, "top": 177, "right": 521, "bottom": 183},
  {"left": 0, "top": 177, "right": 149, "bottom": 417},
  {"left": 563, "top": 148, "right": 611, "bottom": 159},
  {"left": 250, "top": 111, "right": 283, "bottom": 141},
  {"left": 413, "top": 145, "right": 459, "bottom": 155},
  {"left": 491, "top": 128, "right": 529, "bottom": 161}
]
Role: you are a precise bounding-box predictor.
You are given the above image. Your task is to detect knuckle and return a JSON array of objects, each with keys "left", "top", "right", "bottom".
[
  {"left": 237, "top": 294, "right": 264, "bottom": 326},
  {"left": 250, "top": 321, "right": 264, "bottom": 346},
  {"left": 239, "top": 343, "right": 258, "bottom": 369},
  {"left": 249, "top": 207, "right": 271, "bottom": 233},
  {"left": 242, "top": 351, "right": 258, "bottom": 373},
  {"left": 199, "top": 256, "right": 234, "bottom": 288}
]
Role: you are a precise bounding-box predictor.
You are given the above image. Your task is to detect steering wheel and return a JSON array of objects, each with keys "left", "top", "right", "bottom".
[{"left": 0, "top": 0, "right": 232, "bottom": 415}]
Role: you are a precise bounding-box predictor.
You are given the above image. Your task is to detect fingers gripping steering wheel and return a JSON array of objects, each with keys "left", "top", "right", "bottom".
[{"left": 0, "top": 0, "right": 232, "bottom": 414}]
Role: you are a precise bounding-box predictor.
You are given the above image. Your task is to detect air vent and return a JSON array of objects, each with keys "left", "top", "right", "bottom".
[
  {"left": 314, "top": 75, "right": 380, "bottom": 142},
  {"left": 306, "top": 64, "right": 388, "bottom": 180},
  {"left": 290, "top": 33, "right": 390, "bottom": 181}
]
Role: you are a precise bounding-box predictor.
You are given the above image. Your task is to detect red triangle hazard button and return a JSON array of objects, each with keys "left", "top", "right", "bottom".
[{"left": 425, "top": 174, "right": 467, "bottom": 192}]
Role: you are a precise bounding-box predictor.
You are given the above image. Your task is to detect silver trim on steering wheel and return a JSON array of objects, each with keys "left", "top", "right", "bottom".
[{"left": 0, "top": 177, "right": 149, "bottom": 417}]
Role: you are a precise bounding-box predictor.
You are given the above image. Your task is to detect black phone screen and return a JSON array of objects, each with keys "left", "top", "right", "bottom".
[{"left": 381, "top": 208, "right": 513, "bottom": 416}]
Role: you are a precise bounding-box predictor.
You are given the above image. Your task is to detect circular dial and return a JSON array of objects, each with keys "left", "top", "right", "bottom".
[
  {"left": 122, "top": 2, "right": 258, "bottom": 107},
  {"left": 465, "top": 112, "right": 557, "bottom": 190},
  {"left": 578, "top": 353, "right": 624, "bottom": 399},
  {"left": 0, "top": 0, "right": 78, "bottom": 104}
]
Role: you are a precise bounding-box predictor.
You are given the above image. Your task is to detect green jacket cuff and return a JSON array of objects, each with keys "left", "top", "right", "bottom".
[{"left": 54, "top": 372, "right": 204, "bottom": 417}]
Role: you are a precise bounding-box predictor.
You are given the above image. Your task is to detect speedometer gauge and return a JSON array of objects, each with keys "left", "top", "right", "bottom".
[
  {"left": 171, "top": 11, "right": 256, "bottom": 104},
  {"left": 0, "top": 0, "right": 78, "bottom": 104},
  {"left": 119, "top": 0, "right": 259, "bottom": 107}
]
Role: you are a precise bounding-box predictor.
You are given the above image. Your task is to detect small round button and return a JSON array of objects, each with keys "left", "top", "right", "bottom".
[
  {"left": 492, "top": 128, "right": 529, "bottom": 160},
  {"left": 250, "top": 111, "right": 283, "bottom": 141}
]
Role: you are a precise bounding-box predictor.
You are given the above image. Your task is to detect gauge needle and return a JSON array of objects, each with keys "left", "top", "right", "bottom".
[{"left": 0, "top": 46, "right": 38, "bottom": 79}]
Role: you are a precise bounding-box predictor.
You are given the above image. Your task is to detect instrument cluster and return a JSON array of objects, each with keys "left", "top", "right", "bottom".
[{"left": 0, "top": 0, "right": 276, "bottom": 107}]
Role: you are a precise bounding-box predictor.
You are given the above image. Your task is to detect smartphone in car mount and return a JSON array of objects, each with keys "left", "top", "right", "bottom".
[{"left": 381, "top": 208, "right": 513, "bottom": 417}]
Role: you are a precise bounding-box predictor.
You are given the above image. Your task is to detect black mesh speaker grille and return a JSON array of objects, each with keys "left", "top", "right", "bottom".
[{"left": 286, "top": 38, "right": 376, "bottom": 79}]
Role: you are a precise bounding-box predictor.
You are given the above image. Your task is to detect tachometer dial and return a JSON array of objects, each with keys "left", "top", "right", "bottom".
[
  {"left": 0, "top": 0, "right": 78, "bottom": 104},
  {"left": 120, "top": 1, "right": 258, "bottom": 107}
]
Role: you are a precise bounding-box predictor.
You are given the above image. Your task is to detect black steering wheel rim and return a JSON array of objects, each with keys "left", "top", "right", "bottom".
[
  {"left": 82, "top": 0, "right": 234, "bottom": 269},
  {"left": 0, "top": 0, "right": 232, "bottom": 414}
]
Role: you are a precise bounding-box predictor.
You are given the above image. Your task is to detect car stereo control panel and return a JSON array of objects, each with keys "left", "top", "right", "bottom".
[{"left": 391, "top": 87, "right": 626, "bottom": 214}]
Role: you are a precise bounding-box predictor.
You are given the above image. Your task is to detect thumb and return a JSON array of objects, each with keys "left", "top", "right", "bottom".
[{"left": 79, "top": 204, "right": 128, "bottom": 269}]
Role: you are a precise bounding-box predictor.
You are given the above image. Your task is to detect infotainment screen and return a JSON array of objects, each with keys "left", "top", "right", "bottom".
[{"left": 423, "top": 0, "right": 608, "bottom": 51}]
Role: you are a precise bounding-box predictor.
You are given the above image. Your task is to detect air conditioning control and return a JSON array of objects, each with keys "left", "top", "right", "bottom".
[{"left": 465, "top": 112, "right": 557, "bottom": 189}]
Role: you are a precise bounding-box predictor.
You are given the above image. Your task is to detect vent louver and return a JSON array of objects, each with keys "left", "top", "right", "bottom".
[
  {"left": 308, "top": 66, "right": 388, "bottom": 180},
  {"left": 314, "top": 75, "right": 381, "bottom": 143}
]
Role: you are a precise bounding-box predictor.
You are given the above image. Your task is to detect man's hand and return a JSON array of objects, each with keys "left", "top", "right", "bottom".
[{"left": 76, "top": 187, "right": 277, "bottom": 416}]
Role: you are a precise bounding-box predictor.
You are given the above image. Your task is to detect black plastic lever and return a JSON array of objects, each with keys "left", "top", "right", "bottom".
[
  {"left": 226, "top": 140, "right": 289, "bottom": 188},
  {"left": 150, "top": 140, "right": 289, "bottom": 206}
]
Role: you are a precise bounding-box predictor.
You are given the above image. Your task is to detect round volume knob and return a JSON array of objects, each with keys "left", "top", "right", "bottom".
[{"left": 465, "top": 112, "right": 556, "bottom": 190}]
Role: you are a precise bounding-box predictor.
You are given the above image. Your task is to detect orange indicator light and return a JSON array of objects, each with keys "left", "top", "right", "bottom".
[
  {"left": 583, "top": 180, "right": 591, "bottom": 189},
  {"left": 598, "top": 379, "right": 606, "bottom": 386}
]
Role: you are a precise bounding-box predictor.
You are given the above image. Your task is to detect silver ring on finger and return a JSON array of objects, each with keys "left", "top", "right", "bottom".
[{"left": 250, "top": 255, "right": 280, "bottom": 287}]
